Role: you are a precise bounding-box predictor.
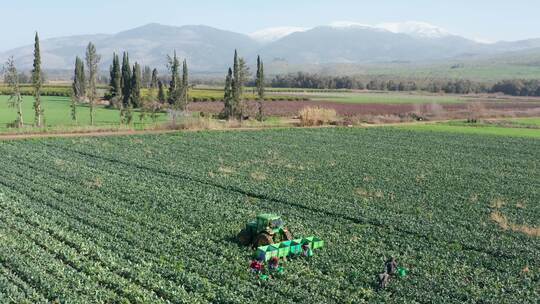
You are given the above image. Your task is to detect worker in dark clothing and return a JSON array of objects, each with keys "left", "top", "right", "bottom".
[
  {"left": 269, "top": 257, "right": 280, "bottom": 271},
  {"left": 385, "top": 257, "right": 398, "bottom": 275},
  {"left": 302, "top": 243, "right": 313, "bottom": 257},
  {"left": 378, "top": 257, "right": 398, "bottom": 290},
  {"left": 378, "top": 272, "right": 390, "bottom": 290}
]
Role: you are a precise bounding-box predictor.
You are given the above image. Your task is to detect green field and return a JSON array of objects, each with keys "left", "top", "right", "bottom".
[
  {"left": 400, "top": 119, "right": 540, "bottom": 138},
  {"left": 359, "top": 64, "right": 540, "bottom": 82},
  {"left": 310, "top": 92, "right": 465, "bottom": 104},
  {"left": 509, "top": 117, "right": 540, "bottom": 127},
  {"left": 0, "top": 95, "right": 166, "bottom": 131},
  {"left": 0, "top": 128, "right": 538, "bottom": 303}
]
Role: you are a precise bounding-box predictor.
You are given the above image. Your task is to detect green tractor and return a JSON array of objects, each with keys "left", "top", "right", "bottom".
[{"left": 238, "top": 214, "right": 293, "bottom": 248}]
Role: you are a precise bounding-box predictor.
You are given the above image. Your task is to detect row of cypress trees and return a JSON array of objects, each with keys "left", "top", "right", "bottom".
[
  {"left": 222, "top": 50, "right": 265, "bottom": 121},
  {"left": 167, "top": 51, "right": 189, "bottom": 110},
  {"left": 74, "top": 50, "right": 162, "bottom": 124},
  {"left": 105, "top": 51, "right": 189, "bottom": 122}
]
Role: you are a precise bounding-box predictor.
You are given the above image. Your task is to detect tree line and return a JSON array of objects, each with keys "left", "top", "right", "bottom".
[
  {"left": 2, "top": 31, "right": 268, "bottom": 129},
  {"left": 269, "top": 72, "right": 540, "bottom": 96},
  {"left": 221, "top": 51, "right": 265, "bottom": 121},
  {"left": 3, "top": 34, "right": 536, "bottom": 130},
  {"left": 73, "top": 47, "right": 193, "bottom": 124}
]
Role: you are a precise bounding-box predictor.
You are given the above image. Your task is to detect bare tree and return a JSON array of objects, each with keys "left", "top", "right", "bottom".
[{"left": 3, "top": 57, "right": 24, "bottom": 128}]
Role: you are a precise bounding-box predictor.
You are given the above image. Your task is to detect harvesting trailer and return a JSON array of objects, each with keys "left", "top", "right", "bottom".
[{"left": 238, "top": 214, "right": 293, "bottom": 248}]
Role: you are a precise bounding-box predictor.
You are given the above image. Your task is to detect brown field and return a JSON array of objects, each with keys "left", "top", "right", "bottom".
[{"left": 188, "top": 100, "right": 540, "bottom": 119}]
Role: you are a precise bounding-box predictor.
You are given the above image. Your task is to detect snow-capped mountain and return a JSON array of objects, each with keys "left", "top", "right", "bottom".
[
  {"left": 2, "top": 22, "right": 540, "bottom": 72},
  {"left": 377, "top": 21, "right": 451, "bottom": 38},
  {"left": 329, "top": 21, "right": 451, "bottom": 38},
  {"left": 250, "top": 27, "right": 309, "bottom": 43}
]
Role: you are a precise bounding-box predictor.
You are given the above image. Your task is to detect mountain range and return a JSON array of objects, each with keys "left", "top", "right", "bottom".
[{"left": 2, "top": 22, "right": 540, "bottom": 75}]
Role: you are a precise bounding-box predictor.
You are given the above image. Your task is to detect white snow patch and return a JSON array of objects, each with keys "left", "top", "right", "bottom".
[
  {"left": 329, "top": 21, "right": 452, "bottom": 38},
  {"left": 329, "top": 21, "right": 377, "bottom": 29},
  {"left": 250, "top": 27, "right": 310, "bottom": 43},
  {"left": 378, "top": 21, "right": 451, "bottom": 38}
]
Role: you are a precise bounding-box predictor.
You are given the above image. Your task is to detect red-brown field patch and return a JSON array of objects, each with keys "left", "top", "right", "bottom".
[{"left": 188, "top": 100, "right": 540, "bottom": 118}]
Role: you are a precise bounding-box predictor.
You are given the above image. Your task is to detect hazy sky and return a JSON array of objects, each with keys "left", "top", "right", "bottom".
[{"left": 1, "top": 0, "right": 539, "bottom": 50}]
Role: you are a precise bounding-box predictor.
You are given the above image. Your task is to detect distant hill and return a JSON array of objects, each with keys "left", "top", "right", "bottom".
[
  {"left": 258, "top": 25, "right": 484, "bottom": 64},
  {"left": 2, "top": 22, "right": 540, "bottom": 80},
  {"left": 0, "top": 24, "right": 259, "bottom": 73}
]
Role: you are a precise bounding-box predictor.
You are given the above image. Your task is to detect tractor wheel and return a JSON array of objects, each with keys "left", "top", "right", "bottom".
[
  {"left": 237, "top": 229, "right": 252, "bottom": 246},
  {"left": 282, "top": 229, "right": 293, "bottom": 241},
  {"left": 254, "top": 233, "right": 274, "bottom": 248}
]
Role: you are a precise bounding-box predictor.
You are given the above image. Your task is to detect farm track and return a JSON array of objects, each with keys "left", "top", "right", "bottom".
[
  {"left": 0, "top": 119, "right": 483, "bottom": 141},
  {"left": 0, "top": 129, "right": 179, "bottom": 141}
]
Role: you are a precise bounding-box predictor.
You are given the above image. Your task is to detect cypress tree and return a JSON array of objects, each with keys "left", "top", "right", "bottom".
[
  {"left": 151, "top": 68, "right": 159, "bottom": 89},
  {"left": 85, "top": 42, "right": 101, "bottom": 126},
  {"left": 230, "top": 50, "right": 249, "bottom": 120},
  {"left": 256, "top": 55, "right": 265, "bottom": 99},
  {"left": 157, "top": 80, "right": 166, "bottom": 104},
  {"left": 223, "top": 68, "right": 233, "bottom": 118},
  {"left": 142, "top": 66, "right": 152, "bottom": 88},
  {"left": 131, "top": 63, "right": 142, "bottom": 109},
  {"left": 109, "top": 53, "right": 121, "bottom": 101},
  {"left": 167, "top": 51, "right": 181, "bottom": 106},
  {"left": 232, "top": 50, "right": 240, "bottom": 106},
  {"left": 71, "top": 56, "right": 86, "bottom": 122},
  {"left": 181, "top": 59, "right": 189, "bottom": 110},
  {"left": 121, "top": 52, "right": 132, "bottom": 122},
  {"left": 72, "top": 57, "right": 86, "bottom": 101},
  {"left": 32, "top": 32, "right": 43, "bottom": 127},
  {"left": 256, "top": 55, "right": 265, "bottom": 121}
]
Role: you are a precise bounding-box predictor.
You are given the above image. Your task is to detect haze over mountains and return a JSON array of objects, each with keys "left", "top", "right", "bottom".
[{"left": 2, "top": 22, "right": 540, "bottom": 74}]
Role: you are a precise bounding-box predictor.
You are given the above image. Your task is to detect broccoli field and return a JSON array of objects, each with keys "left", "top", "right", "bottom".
[{"left": 0, "top": 128, "right": 538, "bottom": 303}]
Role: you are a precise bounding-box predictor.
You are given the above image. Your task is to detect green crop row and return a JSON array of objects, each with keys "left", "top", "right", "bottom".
[
  {"left": 0, "top": 86, "right": 72, "bottom": 97},
  {"left": 0, "top": 128, "right": 538, "bottom": 303}
]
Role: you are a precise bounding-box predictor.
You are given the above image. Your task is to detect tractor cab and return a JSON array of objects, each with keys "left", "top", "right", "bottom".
[
  {"left": 239, "top": 214, "right": 293, "bottom": 247},
  {"left": 256, "top": 214, "right": 284, "bottom": 233}
]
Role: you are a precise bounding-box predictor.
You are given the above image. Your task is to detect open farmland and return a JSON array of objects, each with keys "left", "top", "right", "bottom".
[
  {"left": 188, "top": 98, "right": 540, "bottom": 118},
  {"left": 0, "top": 95, "right": 167, "bottom": 131},
  {"left": 309, "top": 92, "right": 465, "bottom": 104},
  {"left": 0, "top": 128, "right": 538, "bottom": 303},
  {"left": 399, "top": 117, "right": 540, "bottom": 138}
]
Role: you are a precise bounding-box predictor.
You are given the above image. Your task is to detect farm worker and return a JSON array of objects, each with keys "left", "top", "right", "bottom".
[
  {"left": 250, "top": 259, "right": 264, "bottom": 273},
  {"left": 269, "top": 257, "right": 280, "bottom": 271},
  {"left": 302, "top": 243, "right": 313, "bottom": 257},
  {"left": 377, "top": 257, "right": 399, "bottom": 290},
  {"left": 385, "top": 257, "right": 398, "bottom": 275},
  {"left": 378, "top": 272, "right": 390, "bottom": 290}
]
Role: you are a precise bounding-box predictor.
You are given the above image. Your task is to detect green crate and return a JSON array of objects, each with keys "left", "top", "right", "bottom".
[
  {"left": 302, "top": 237, "right": 315, "bottom": 248},
  {"left": 290, "top": 239, "right": 303, "bottom": 255},
  {"left": 312, "top": 237, "right": 324, "bottom": 249},
  {"left": 278, "top": 241, "right": 292, "bottom": 258},
  {"left": 255, "top": 246, "right": 270, "bottom": 261},
  {"left": 266, "top": 244, "right": 280, "bottom": 260}
]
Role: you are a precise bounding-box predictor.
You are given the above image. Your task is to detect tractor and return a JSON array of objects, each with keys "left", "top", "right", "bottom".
[{"left": 238, "top": 214, "right": 293, "bottom": 248}]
